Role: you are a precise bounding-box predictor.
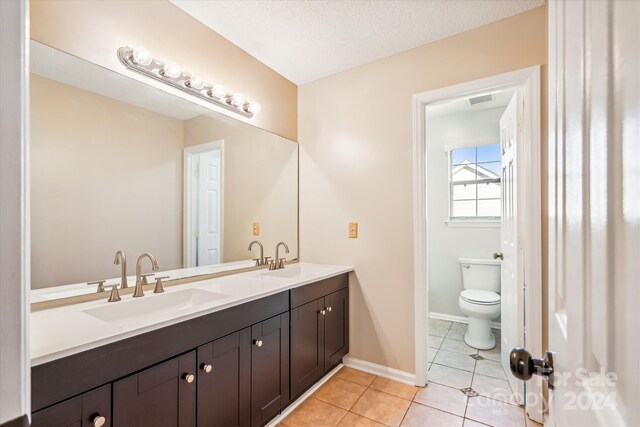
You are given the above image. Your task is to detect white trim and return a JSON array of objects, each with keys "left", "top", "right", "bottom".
[
  {"left": 264, "top": 364, "right": 343, "bottom": 427},
  {"left": 429, "top": 312, "right": 501, "bottom": 330},
  {"left": 443, "top": 137, "right": 499, "bottom": 152},
  {"left": 183, "top": 140, "right": 225, "bottom": 267},
  {"left": 445, "top": 220, "right": 500, "bottom": 228},
  {"left": 0, "top": 0, "right": 30, "bottom": 422},
  {"left": 342, "top": 356, "right": 416, "bottom": 386},
  {"left": 413, "top": 65, "right": 543, "bottom": 420}
]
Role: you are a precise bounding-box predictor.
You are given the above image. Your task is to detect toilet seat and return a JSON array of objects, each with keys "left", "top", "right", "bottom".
[{"left": 460, "top": 290, "right": 500, "bottom": 305}]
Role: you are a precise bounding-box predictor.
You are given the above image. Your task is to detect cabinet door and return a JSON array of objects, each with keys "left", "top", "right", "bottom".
[
  {"left": 324, "top": 288, "right": 349, "bottom": 371},
  {"left": 290, "top": 298, "right": 324, "bottom": 399},
  {"left": 251, "top": 313, "right": 289, "bottom": 427},
  {"left": 113, "top": 351, "right": 196, "bottom": 427},
  {"left": 31, "top": 384, "right": 111, "bottom": 427},
  {"left": 197, "top": 328, "right": 251, "bottom": 427}
]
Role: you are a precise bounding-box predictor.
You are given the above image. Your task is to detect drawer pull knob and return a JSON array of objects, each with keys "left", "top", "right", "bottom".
[
  {"left": 254, "top": 339, "right": 263, "bottom": 347},
  {"left": 201, "top": 363, "right": 212, "bottom": 373},
  {"left": 183, "top": 373, "right": 195, "bottom": 383},
  {"left": 320, "top": 309, "right": 326, "bottom": 315},
  {"left": 326, "top": 306, "right": 332, "bottom": 312},
  {"left": 92, "top": 415, "right": 107, "bottom": 427}
]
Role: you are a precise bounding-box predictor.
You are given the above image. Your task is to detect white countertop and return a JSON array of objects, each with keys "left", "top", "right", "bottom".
[{"left": 30, "top": 262, "right": 353, "bottom": 366}]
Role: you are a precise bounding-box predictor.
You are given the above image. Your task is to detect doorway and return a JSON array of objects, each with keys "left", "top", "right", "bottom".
[
  {"left": 184, "top": 140, "right": 224, "bottom": 267},
  {"left": 413, "top": 67, "right": 543, "bottom": 423}
]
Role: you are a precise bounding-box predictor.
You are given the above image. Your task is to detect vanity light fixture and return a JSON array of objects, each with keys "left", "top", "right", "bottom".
[{"left": 117, "top": 46, "right": 261, "bottom": 118}]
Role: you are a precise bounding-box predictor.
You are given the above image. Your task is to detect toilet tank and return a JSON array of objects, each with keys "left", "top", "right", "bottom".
[{"left": 459, "top": 258, "right": 501, "bottom": 292}]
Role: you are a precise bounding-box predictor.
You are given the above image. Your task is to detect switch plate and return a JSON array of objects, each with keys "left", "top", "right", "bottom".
[
  {"left": 252, "top": 223, "right": 260, "bottom": 236},
  {"left": 348, "top": 222, "right": 358, "bottom": 238}
]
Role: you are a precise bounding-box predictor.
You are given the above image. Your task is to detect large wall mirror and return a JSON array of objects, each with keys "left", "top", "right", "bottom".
[{"left": 30, "top": 41, "right": 298, "bottom": 304}]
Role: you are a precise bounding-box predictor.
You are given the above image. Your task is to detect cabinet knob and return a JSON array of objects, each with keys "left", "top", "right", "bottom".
[
  {"left": 201, "top": 363, "right": 212, "bottom": 373},
  {"left": 92, "top": 415, "right": 107, "bottom": 427},
  {"left": 326, "top": 306, "right": 332, "bottom": 312},
  {"left": 254, "top": 339, "right": 263, "bottom": 347},
  {"left": 320, "top": 309, "right": 326, "bottom": 316},
  {"left": 183, "top": 373, "right": 195, "bottom": 383}
]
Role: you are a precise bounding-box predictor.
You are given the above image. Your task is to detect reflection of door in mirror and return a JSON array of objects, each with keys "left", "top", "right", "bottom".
[{"left": 185, "top": 142, "right": 223, "bottom": 267}]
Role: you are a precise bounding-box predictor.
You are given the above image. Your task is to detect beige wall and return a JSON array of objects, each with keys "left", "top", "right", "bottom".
[
  {"left": 184, "top": 116, "right": 298, "bottom": 262},
  {"left": 31, "top": 75, "right": 184, "bottom": 288},
  {"left": 30, "top": 0, "right": 298, "bottom": 141},
  {"left": 299, "top": 7, "right": 547, "bottom": 373}
]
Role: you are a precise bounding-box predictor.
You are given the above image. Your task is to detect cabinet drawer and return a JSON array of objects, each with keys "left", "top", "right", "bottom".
[
  {"left": 31, "top": 384, "right": 111, "bottom": 427},
  {"left": 290, "top": 274, "right": 348, "bottom": 309}
]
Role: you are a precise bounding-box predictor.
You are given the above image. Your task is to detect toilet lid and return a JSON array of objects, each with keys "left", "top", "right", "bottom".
[{"left": 460, "top": 290, "right": 501, "bottom": 304}]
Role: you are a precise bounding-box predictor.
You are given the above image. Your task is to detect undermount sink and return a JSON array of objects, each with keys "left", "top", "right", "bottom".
[{"left": 83, "top": 288, "right": 228, "bottom": 324}]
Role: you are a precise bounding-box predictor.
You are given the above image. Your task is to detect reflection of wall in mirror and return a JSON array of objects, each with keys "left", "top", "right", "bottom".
[
  {"left": 184, "top": 115, "right": 298, "bottom": 263},
  {"left": 30, "top": 75, "right": 297, "bottom": 289}
]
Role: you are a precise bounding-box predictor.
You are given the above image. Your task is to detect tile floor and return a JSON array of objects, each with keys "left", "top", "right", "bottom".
[{"left": 279, "top": 319, "right": 543, "bottom": 427}]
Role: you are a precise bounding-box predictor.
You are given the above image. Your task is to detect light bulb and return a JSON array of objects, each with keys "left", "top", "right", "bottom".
[
  {"left": 231, "top": 93, "right": 245, "bottom": 107},
  {"left": 187, "top": 76, "right": 205, "bottom": 90},
  {"left": 162, "top": 62, "right": 182, "bottom": 79},
  {"left": 210, "top": 84, "right": 226, "bottom": 99},
  {"left": 132, "top": 47, "right": 152, "bottom": 66},
  {"left": 246, "top": 101, "right": 261, "bottom": 114}
]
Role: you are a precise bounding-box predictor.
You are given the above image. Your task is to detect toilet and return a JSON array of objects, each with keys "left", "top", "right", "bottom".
[{"left": 458, "top": 257, "right": 501, "bottom": 350}]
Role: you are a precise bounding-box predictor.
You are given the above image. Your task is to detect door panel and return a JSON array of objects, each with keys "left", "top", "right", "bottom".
[
  {"left": 324, "top": 289, "right": 349, "bottom": 371},
  {"left": 31, "top": 385, "right": 111, "bottom": 427},
  {"left": 197, "top": 328, "right": 251, "bottom": 427},
  {"left": 251, "top": 313, "right": 290, "bottom": 427},
  {"left": 113, "top": 352, "right": 196, "bottom": 427},
  {"left": 499, "top": 91, "right": 525, "bottom": 403},
  {"left": 547, "top": 0, "right": 639, "bottom": 425},
  {"left": 197, "top": 149, "right": 221, "bottom": 266},
  {"left": 290, "top": 298, "right": 324, "bottom": 399}
]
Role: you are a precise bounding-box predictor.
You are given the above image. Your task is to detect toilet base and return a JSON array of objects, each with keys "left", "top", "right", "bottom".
[{"left": 463, "top": 317, "right": 496, "bottom": 350}]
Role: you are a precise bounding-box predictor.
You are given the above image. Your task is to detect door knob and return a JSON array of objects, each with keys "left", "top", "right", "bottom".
[
  {"left": 509, "top": 347, "right": 555, "bottom": 389},
  {"left": 326, "top": 306, "right": 332, "bottom": 312},
  {"left": 182, "top": 373, "right": 195, "bottom": 383},
  {"left": 91, "top": 415, "right": 106, "bottom": 427},
  {"left": 319, "top": 309, "right": 326, "bottom": 316},
  {"left": 493, "top": 252, "right": 504, "bottom": 260},
  {"left": 254, "top": 339, "right": 263, "bottom": 347},
  {"left": 201, "top": 363, "right": 212, "bottom": 373}
]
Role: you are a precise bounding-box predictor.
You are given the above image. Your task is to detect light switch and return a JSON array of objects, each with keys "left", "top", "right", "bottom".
[
  {"left": 252, "top": 223, "right": 260, "bottom": 236},
  {"left": 348, "top": 222, "right": 358, "bottom": 238}
]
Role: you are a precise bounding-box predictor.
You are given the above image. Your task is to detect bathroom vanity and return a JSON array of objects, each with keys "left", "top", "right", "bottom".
[{"left": 30, "top": 263, "right": 351, "bottom": 427}]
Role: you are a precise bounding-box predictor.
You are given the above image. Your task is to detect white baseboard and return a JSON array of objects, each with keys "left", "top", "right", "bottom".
[
  {"left": 429, "top": 311, "right": 501, "bottom": 329},
  {"left": 342, "top": 355, "right": 416, "bottom": 386},
  {"left": 265, "top": 363, "right": 343, "bottom": 427}
]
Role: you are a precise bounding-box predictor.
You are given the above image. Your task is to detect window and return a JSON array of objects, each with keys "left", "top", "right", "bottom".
[{"left": 449, "top": 143, "right": 501, "bottom": 219}]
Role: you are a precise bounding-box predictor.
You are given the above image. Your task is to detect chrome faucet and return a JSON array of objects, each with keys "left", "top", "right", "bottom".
[
  {"left": 113, "top": 250, "right": 128, "bottom": 289},
  {"left": 248, "top": 240, "right": 270, "bottom": 266},
  {"left": 134, "top": 252, "right": 159, "bottom": 297},
  {"left": 270, "top": 242, "right": 290, "bottom": 270}
]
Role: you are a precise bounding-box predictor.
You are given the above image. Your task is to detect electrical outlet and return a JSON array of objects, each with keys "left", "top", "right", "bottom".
[
  {"left": 252, "top": 223, "right": 260, "bottom": 236},
  {"left": 348, "top": 222, "right": 358, "bottom": 238}
]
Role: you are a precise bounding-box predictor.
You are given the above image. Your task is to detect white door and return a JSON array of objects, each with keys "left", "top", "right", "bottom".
[
  {"left": 196, "top": 150, "right": 221, "bottom": 265},
  {"left": 545, "top": 0, "right": 639, "bottom": 425},
  {"left": 499, "top": 90, "right": 525, "bottom": 404}
]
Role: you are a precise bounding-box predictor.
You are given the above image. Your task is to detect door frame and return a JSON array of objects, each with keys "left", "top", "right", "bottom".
[
  {"left": 412, "top": 66, "right": 543, "bottom": 421},
  {"left": 183, "top": 140, "right": 224, "bottom": 267}
]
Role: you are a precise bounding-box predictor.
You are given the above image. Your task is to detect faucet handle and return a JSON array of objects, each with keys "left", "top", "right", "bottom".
[
  {"left": 252, "top": 258, "right": 261, "bottom": 267},
  {"left": 278, "top": 258, "right": 286, "bottom": 269},
  {"left": 87, "top": 280, "right": 107, "bottom": 293},
  {"left": 140, "top": 273, "right": 155, "bottom": 286},
  {"left": 153, "top": 276, "right": 170, "bottom": 294},
  {"left": 105, "top": 284, "right": 121, "bottom": 302},
  {"left": 263, "top": 256, "right": 273, "bottom": 266},
  {"left": 268, "top": 259, "right": 277, "bottom": 270}
]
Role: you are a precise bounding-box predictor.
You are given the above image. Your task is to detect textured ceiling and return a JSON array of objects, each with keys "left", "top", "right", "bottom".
[{"left": 170, "top": 0, "right": 544, "bottom": 85}]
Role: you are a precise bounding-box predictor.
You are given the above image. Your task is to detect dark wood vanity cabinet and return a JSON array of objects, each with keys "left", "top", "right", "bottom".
[
  {"left": 31, "top": 273, "right": 349, "bottom": 427},
  {"left": 197, "top": 328, "right": 251, "bottom": 427},
  {"left": 290, "top": 277, "right": 349, "bottom": 400},
  {"left": 251, "top": 313, "right": 290, "bottom": 427},
  {"left": 30, "top": 384, "right": 111, "bottom": 427},
  {"left": 112, "top": 351, "right": 196, "bottom": 427}
]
